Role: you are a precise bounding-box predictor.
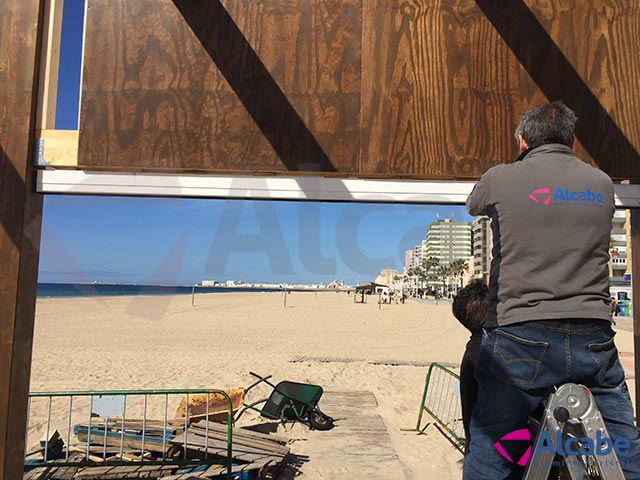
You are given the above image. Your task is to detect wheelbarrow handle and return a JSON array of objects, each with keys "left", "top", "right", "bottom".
[
  {"left": 246, "top": 372, "right": 273, "bottom": 392},
  {"left": 233, "top": 397, "right": 270, "bottom": 424}
]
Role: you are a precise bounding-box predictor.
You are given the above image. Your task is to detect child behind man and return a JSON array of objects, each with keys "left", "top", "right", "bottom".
[{"left": 452, "top": 279, "right": 488, "bottom": 454}]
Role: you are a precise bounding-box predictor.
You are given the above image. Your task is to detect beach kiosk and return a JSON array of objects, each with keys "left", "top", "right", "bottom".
[{"left": 354, "top": 282, "right": 388, "bottom": 303}]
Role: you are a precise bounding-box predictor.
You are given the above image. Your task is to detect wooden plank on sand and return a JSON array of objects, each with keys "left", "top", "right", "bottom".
[
  {"left": 193, "top": 420, "right": 288, "bottom": 445},
  {"left": 23, "top": 466, "right": 54, "bottom": 480},
  {"left": 73, "top": 466, "right": 115, "bottom": 478},
  {"left": 188, "top": 425, "right": 289, "bottom": 455},
  {"left": 75, "top": 427, "right": 172, "bottom": 454},
  {"left": 171, "top": 432, "right": 282, "bottom": 463},
  {"left": 202, "top": 458, "right": 276, "bottom": 477}
]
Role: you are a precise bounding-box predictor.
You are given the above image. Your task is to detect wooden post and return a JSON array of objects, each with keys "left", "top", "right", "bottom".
[
  {"left": 36, "top": 0, "right": 63, "bottom": 131},
  {"left": 630, "top": 209, "right": 640, "bottom": 423},
  {"left": 0, "top": 1, "right": 46, "bottom": 478},
  {"left": 191, "top": 285, "right": 196, "bottom": 307}
]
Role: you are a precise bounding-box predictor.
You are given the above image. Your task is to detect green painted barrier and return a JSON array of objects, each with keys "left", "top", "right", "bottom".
[
  {"left": 25, "top": 388, "right": 234, "bottom": 480},
  {"left": 408, "top": 362, "right": 464, "bottom": 450}
]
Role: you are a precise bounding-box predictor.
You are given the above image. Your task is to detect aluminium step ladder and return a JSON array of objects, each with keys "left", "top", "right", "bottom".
[{"left": 524, "top": 383, "right": 625, "bottom": 480}]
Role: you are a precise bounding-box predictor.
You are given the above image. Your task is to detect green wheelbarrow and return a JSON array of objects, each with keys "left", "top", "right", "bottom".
[{"left": 234, "top": 372, "right": 334, "bottom": 431}]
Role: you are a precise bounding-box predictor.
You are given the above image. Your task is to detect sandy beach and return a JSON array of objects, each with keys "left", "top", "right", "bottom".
[{"left": 29, "top": 291, "right": 637, "bottom": 479}]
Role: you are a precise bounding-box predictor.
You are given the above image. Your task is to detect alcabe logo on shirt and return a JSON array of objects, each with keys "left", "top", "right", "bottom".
[
  {"left": 529, "top": 187, "right": 604, "bottom": 207},
  {"left": 528, "top": 188, "right": 552, "bottom": 205}
]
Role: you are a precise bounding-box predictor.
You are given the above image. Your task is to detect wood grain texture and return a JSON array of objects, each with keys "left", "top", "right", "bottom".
[
  {"left": 78, "top": 0, "right": 640, "bottom": 180},
  {"left": 0, "top": 1, "right": 44, "bottom": 478},
  {"left": 79, "top": 0, "right": 361, "bottom": 172},
  {"left": 477, "top": 0, "right": 640, "bottom": 180},
  {"left": 361, "top": 0, "right": 640, "bottom": 179},
  {"left": 360, "top": 0, "right": 541, "bottom": 177}
]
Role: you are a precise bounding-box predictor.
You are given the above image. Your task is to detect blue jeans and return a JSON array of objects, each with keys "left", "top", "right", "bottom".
[{"left": 463, "top": 320, "right": 640, "bottom": 480}]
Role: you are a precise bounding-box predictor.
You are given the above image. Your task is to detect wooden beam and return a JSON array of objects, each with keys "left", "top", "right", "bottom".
[
  {"left": 36, "top": 0, "right": 63, "bottom": 130},
  {"left": 631, "top": 208, "right": 640, "bottom": 423},
  {"left": 0, "top": 1, "right": 46, "bottom": 478}
]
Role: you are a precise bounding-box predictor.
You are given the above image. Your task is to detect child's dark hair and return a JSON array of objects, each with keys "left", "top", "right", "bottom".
[{"left": 452, "top": 279, "right": 489, "bottom": 332}]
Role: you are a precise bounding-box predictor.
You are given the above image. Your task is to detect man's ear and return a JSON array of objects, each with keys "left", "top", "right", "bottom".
[{"left": 518, "top": 135, "right": 529, "bottom": 153}]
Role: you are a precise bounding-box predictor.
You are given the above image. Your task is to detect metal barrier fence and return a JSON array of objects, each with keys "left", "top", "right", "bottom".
[
  {"left": 25, "top": 389, "right": 234, "bottom": 479},
  {"left": 412, "top": 362, "right": 464, "bottom": 449}
]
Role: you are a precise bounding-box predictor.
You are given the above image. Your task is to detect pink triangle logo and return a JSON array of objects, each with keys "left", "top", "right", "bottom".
[
  {"left": 494, "top": 428, "right": 532, "bottom": 466},
  {"left": 529, "top": 187, "right": 552, "bottom": 205}
]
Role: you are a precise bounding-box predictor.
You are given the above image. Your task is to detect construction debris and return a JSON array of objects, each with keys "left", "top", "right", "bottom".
[{"left": 24, "top": 416, "right": 290, "bottom": 479}]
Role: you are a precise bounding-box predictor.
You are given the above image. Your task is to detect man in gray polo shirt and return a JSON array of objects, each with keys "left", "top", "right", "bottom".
[{"left": 463, "top": 102, "right": 640, "bottom": 479}]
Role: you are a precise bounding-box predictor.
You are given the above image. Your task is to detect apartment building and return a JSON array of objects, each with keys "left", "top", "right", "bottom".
[
  {"left": 471, "top": 216, "right": 492, "bottom": 284},
  {"left": 426, "top": 218, "right": 472, "bottom": 267}
]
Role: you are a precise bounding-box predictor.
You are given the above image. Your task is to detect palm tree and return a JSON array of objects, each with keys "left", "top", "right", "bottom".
[
  {"left": 449, "top": 258, "right": 469, "bottom": 293},
  {"left": 418, "top": 256, "right": 440, "bottom": 295},
  {"left": 438, "top": 264, "right": 453, "bottom": 297},
  {"left": 403, "top": 267, "right": 418, "bottom": 297}
]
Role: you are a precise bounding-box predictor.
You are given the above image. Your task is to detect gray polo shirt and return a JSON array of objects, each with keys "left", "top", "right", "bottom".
[{"left": 467, "top": 143, "right": 614, "bottom": 327}]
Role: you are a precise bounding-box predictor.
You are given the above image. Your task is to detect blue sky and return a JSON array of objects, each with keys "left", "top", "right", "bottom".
[
  {"left": 56, "top": 0, "right": 84, "bottom": 130},
  {"left": 39, "top": 196, "right": 473, "bottom": 285},
  {"left": 39, "top": 0, "right": 474, "bottom": 286}
]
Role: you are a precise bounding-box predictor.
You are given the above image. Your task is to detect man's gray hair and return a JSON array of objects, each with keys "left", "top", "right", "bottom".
[{"left": 514, "top": 101, "right": 578, "bottom": 149}]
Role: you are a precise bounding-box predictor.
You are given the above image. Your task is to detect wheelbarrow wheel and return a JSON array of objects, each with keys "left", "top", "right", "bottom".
[{"left": 308, "top": 411, "right": 334, "bottom": 431}]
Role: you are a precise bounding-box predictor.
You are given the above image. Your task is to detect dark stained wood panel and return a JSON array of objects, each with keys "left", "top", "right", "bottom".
[
  {"left": 79, "top": 0, "right": 640, "bottom": 180},
  {"left": 478, "top": 0, "right": 640, "bottom": 180},
  {"left": 79, "top": 0, "right": 361, "bottom": 173},
  {"left": 0, "top": 1, "right": 44, "bottom": 478},
  {"left": 361, "top": 0, "right": 640, "bottom": 179},
  {"left": 360, "top": 1, "right": 544, "bottom": 178},
  {"left": 527, "top": 0, "right": 640, "bottom": 179}
]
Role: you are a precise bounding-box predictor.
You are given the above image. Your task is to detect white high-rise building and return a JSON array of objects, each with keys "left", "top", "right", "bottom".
[
  {"left": 410, "top": 240, "right": 427, "bottom": 271},
  {"left": 610, "top": 209, "right": 630, "bottom": 288},
  {"left": 404, "top": 249, "right": 413, "bottom": 275},
  {"left": 425, "top": 218, "right": 472, "bottom": 267}
]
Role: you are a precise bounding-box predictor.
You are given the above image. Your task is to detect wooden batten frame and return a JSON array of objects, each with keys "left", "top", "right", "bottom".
[
  {"left": 34, "top": 0, "right": 81, "bottom": 168},
  {"left": 35, "top": 0, "right": 63, "bottom": 131}
]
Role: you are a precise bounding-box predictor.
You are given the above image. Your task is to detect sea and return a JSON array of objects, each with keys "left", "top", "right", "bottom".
[{"left": 36, "top": 283, "right": 302, "bottom": 298}]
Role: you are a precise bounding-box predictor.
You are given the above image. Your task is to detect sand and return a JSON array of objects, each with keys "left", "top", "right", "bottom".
[{"left": 29, "top": 292, "right": 637, "bottom": 479}]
